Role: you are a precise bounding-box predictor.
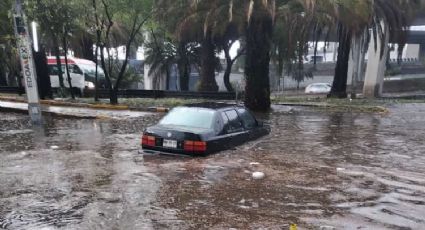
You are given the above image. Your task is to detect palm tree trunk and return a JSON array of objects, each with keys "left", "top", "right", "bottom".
[
  {"left": 244, "top": 10, "right": 273, "bottom": 112},
  {"left": 329, "top": 24, "right": 351, "bottom": 98},
  {"left": 177, "top": 42, "right": 189, "bottom": 91},
  {"left": 198, "top": 29, "right": 218, "bottom": 92}
]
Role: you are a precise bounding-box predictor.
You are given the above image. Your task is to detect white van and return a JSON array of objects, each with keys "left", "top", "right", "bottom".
[{"left": 47, "top": 57, "right": 106, "bottom": 95}]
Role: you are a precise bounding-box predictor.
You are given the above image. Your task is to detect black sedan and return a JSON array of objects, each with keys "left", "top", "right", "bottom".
[{"left": 141, "top": 103, "right": 270, "bottom": 155}]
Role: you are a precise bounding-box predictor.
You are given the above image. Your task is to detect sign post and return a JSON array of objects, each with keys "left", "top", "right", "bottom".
[{"left": 13, "top": 0, "right": 42, "bottom": 124}]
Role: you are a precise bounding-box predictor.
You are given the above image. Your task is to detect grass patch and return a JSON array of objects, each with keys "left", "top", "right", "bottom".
[
  {"left": 62, "top": 97, "right": 220, "bottom": 109},
  {"left": 272, "top": 96, "right": 391, "bottom": 113}
]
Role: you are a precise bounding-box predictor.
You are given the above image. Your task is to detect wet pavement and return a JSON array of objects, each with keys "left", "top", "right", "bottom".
[{"left": 0, "top": 103, "right": 424, "bottom": 229}]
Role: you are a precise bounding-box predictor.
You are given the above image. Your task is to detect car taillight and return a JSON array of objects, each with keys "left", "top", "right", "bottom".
[
  {"left": 184, "top": 141, "right": 207, "bottom": 153},
  {"left": 184, "top": 141, "right": 194, "bottom": 151},
  {"left": 142, "top": 135, "right": 156, "bottom": 146}
]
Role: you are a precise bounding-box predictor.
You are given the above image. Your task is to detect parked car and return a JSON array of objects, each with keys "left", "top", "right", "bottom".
[
  {"left": 305, "top": 83, "right": 332, "bottom": 94},
  {"left": 141, "top": 103, "right": 270, "bottom": 155}
]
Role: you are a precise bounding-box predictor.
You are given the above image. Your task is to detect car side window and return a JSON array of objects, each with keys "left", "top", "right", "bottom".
[
  {"left": 223, "top": 110, "right": 244, "bottom": 133},
  {"left": 237, "top": 108, "right": 257, "bottom": 129},
  {"left": 48, "top": 65, "right": 61, "bottom": 75},
  {"left": 73, "top": 65, "right": 83, "bottom": 74},
  {"left": 213, "top": 115, "right": 223, "bottom": 135},
  {"left": 220, "top": 112, "right": 230, "bottom": 134}
]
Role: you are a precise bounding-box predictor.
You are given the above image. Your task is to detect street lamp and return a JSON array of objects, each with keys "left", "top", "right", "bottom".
[{"left": 32, "top": 21, "right": 38, "bottom": 52}]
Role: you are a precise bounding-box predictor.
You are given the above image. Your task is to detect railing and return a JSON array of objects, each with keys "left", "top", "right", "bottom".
[
  {"left": 83, "top": 89, "right": 239, "bottom": 100},
  {"left": 0, "top": 87, "right": 25, "bottom": 94},
  {"left": 0, "top": 86, "right": 239, "bottom": 100}
]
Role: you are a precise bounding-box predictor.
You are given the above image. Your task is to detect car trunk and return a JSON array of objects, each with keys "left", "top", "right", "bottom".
[{"left": 142, "top": 124, "right": 215, "bottom": 154}]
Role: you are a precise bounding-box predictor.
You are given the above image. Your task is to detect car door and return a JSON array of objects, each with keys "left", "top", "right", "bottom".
[
  {"left": 236, "top": 108, "right": 262, "bottom": 140},
  {"left": 221, "top": 109, "right": 248, "bottom": 147}
]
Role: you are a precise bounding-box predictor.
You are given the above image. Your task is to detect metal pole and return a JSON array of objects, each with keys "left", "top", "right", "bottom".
[{"left": 13, "top": 0, "right": 43, "bottom": 124}]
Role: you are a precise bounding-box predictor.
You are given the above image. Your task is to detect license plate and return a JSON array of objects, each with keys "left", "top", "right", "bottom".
[{"left": 163, "top": 139, "right": 177, "bottom": 149}]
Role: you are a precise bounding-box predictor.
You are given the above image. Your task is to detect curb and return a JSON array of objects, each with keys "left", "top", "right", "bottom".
[
  {"left": 275, "top": 102, "right": 389, "bottom": 114},
  {"left": 146, "top": 107, "right": 169, "bottom": 112}
]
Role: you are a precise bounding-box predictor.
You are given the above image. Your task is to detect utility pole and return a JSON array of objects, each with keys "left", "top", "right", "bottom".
[{"left": 13, "top": 0, "right": 43, "bottom": 124}]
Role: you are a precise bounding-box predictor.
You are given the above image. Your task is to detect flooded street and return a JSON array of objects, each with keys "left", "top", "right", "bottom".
[{"left": 0, "top": 104, "right": 424, "bottom": 229}]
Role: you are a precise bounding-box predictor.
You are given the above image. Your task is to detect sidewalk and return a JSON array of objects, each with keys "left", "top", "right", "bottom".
[{"left": 0, "top": 100, "right": 154, "bottom": 119}]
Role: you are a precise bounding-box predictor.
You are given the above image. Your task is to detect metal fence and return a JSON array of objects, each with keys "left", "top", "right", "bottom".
[
  {"left": 0, "top": 87, "right": 25, "bottom": 94},
  {"left": 82, "top": 89, "right": 238, "bottom": 100},
  {"left": 0, "top": 86, "right": 238, "bottom": 100}
]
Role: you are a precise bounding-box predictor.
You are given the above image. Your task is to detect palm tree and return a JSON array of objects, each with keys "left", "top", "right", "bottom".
[
  {"left": 154, "top": 0, "right": 217, "bottom": 92},
  {"left": 144, "top": 28, "right": 176, "bottom": 90},
  {"left": 302, "top": 0, "right": 421, "bottom": 98},
  {"left": 242, "top": 0, "right": 276, "bottom": 111}
]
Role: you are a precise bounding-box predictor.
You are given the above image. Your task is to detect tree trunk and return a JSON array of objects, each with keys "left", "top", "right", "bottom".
[
  {"left": 34, "top": 48, "right": 53, "bottom": 99},
  {"left": 63, "top": 35, "right": 75, "bottom": 99},
  {"left": 178, "top": 62, "right": 189, "bottom": 91},
  {"left": 348, "top": 30, "right": 367, "bottom": 97},
  {"left": 110, "top": 88, "right": 118, "bottom": 104},
  {"left": 53, "top": 38, "right": 65, "bottom": 89},
  {"left": 329, "top": 24, "right": 351, "bottom": 98},
  {"left": 177, "top": 42, "right": 189, "bottom": 91},
  {"left": 198, "top": 29, "right": 218, "bottom": 92},
  {"left": 165, "top": 66, "right": 170, "bottom": 90},
  {"left": 224, "top": 61, "right": 234, "bottom": 92},
  {"left": 244, "top": 8, "right": 272, "bottom": 112},
  {"left": 223, "top": 45, "right": 234, "bottom": 92},
  {"left": 94, "top": 45, "right": 99, "bottom": 101},
  {"left": 100, "top": 45, "right": 114, "bottom": 100},
  {"left": 81, "top": 35, "right": 95, "bottom": 61},
  {"left": 0, "top": 62, "right": 6, "bottom": 86},
  {"left": 5, "top": 46, "right": 18, "bottom": 86}
]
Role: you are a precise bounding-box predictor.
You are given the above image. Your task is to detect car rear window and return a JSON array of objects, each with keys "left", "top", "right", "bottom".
[{"left": 159, "top": 107, "right": 215, "bottom": 129}]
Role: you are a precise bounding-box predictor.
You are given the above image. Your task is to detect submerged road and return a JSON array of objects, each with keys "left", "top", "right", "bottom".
[{"left": 0, "top": 103, "right": 424, "bottom": 229}]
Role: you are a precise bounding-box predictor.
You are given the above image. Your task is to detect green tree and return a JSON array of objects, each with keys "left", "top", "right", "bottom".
[
  {"left": 242, "top": 0, "right": 276, "bottom": 111},
  {"left": 155, "top": 0, "right": 214, "bottom": 92},
  {"left": 305, "top": 0, "right": 421, "bottom": 98},
  {"left": 0, "top": 0, "right": 18, "bottom": 87},
  {"left": 94, "top": 0, "right": 152, "bottom": 104},
  {"left": 27, "top": 0, "right": 73, "bottom": 93}
]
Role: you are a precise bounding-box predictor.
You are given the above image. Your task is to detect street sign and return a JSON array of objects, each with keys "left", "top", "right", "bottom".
[{"left": 13, "top": 0, "right": 42, "bottom": 124}]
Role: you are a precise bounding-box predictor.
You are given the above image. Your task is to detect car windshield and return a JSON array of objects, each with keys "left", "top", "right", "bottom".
[{"left": 159, "top": 107, "right": 215, "bottom": 129}]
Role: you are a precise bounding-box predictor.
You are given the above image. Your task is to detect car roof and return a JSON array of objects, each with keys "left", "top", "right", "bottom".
[
  {"left": 183, "top": 102, "right": 241, "bottom": 111},
  {"left": 309, "top": 83, "right": 330, "bottom": 86}
]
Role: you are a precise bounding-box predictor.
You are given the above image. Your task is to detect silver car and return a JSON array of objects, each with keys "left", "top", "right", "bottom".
[{"left": 305, "top": 83, "right": 332, "bottom": 94}]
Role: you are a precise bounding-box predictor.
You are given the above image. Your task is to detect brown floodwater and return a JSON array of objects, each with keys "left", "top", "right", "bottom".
[{"left": 0, "top": 103, "right": 424, "bottom": 229}]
